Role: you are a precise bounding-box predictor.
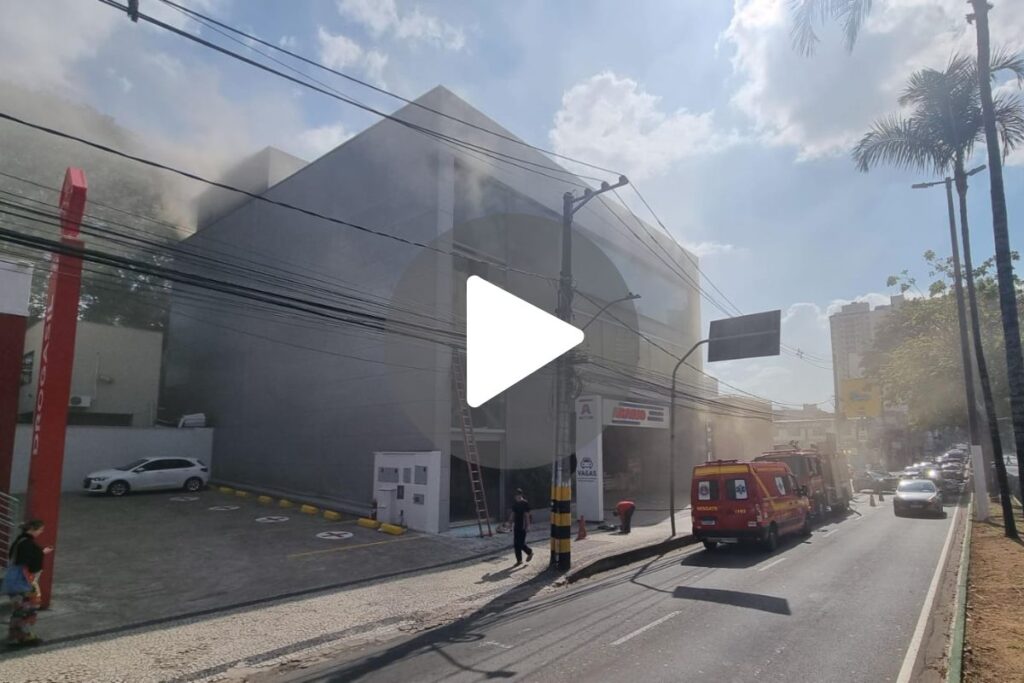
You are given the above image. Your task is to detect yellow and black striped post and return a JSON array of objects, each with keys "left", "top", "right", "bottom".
[{"left": 550, "top": 483, "right": 572, "bottom": 570}]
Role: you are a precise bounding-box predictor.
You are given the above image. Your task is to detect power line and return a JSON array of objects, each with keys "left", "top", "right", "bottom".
[{"left": 155, "top": 0, "right": 622, "bottom": 178}]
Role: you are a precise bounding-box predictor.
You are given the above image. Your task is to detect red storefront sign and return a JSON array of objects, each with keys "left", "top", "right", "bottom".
[{"left": 25, "top": 168, "right": 87, "bottom": 608}]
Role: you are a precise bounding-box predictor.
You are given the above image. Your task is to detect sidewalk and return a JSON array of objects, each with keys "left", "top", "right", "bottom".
[{"left": 0, "top": 509, "right": 692, "bottom": 683}]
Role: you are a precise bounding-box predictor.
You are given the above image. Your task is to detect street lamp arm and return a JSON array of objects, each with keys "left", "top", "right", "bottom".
[
  {"left": 579, "top": 293, "right": 641, "bottom": 331},
  {"left": 569, "top": 176, "right": 630, "bottom": 217}
]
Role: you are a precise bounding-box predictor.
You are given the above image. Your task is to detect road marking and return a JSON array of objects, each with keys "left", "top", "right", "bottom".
[
  {"left": 610, "top": 611, "right": 680, "bottom": 646},
  {"left": 478, "top": 640, "right": 512, "bottom": 650},
  {"left": 896, "top": 504, "right": 960, "bottom": 683},
  {"left": 255, "top": 516, "right": 290, "bottom": 523},
  {"left": 757, "top": 557, "right": 787, "bottom": 572},
  {"left": 288, "top": 534, "right": 424, "bottom": 559},
  {"left": 316, "top": 530, "right": 354, "bottom": 540},
  {"left": 170, "top": 496, "right": 198, "bottom": 502},
  {"left": 209, "top": 505, "right": 240, "bottom": 511}
]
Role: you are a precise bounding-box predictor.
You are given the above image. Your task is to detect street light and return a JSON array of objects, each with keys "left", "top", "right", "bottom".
[{"left": 579, "top": 292, "right": 641, "bottom": 331}]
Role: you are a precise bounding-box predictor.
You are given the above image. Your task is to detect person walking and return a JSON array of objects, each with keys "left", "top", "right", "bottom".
[
  {"left": 613, "top": 499, "right": 636, "bottom": 534},
  {"left": 5, "top": 520, "right": 52, "bottom": 647},
  {"left": 508, "top": 489, "right": 533, "bottom": 565}
]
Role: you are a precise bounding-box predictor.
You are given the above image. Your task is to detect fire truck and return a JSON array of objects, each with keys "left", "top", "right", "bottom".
[{"left": 753, "top": 438, "right": 852, "bottom": 519}]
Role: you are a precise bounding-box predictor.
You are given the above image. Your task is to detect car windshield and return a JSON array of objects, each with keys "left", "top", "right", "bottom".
[
  {"left": 116, "top": 459, "right": 149, "bottom": 471},
  {"left": 898, "top": 481, "right": 937, "bottom": 493}
]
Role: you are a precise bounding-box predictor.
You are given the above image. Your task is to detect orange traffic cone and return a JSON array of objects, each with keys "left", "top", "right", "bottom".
[
  {"left": 869, "top": 492, "right": 876, "bottom": 507},
  {"left": 577, "top": 516, "right": 587, "bottom": 540}
]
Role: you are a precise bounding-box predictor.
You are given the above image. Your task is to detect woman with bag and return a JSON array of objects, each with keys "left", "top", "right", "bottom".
[{"left": 5, "top": 520, "right": 52, "bottom": 647}]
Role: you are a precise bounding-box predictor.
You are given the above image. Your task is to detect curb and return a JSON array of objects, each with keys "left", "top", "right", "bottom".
[
  {"left": 946, "top": 500, "right": 974, "bottom": 683},
  {"left": 564, "top": 534, "right": 697, "bottom": 584}
]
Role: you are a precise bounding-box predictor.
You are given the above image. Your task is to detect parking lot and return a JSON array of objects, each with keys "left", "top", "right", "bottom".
[{"left": 13, "top": 488, "right": 506, "bottom": 643}]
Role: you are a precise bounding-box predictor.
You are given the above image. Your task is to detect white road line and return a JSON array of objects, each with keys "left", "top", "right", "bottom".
[
  {"left": 896, "top": 505, "right": 960, "bottom": 683},
  {"left": 757, "top": 557, "right": 787, "bottom": 572},
  {"left": 610, "top": 611, "right": 681, "bottom": 646}
]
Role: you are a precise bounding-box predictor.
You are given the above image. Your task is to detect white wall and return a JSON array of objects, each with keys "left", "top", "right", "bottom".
[{"left": 10, "top": 426, "right": 214, "bottom": 493}]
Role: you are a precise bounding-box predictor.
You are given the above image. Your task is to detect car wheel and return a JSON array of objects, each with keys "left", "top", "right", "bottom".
[
  {"left": 761, "top": 524, "right": 779, "bottom": 552},
  {"left": 184, "top": 477, "right": 204, "bottom": 493},
  {"left": 702, "top": 540, "right": 717, "bottom": 552},
  {"left": 107, "top": 480, "right": 129, "bottom": 497}
]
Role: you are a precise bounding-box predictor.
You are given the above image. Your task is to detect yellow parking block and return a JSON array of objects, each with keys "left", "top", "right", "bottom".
[
  {"left": 218, "top": 486, "right": 234, "bottom": 494},
  {"left": 300, "top": 504, "right": 319, "bottom": 515},
  {"left": 323, "top": 510, "right": 343, "bottom": 521},
  {"left": 258, "top": 495, "right": 274, "bottom": 505},
  {"left": 357, "top": 517, "right": 381, "bottom": 529},
  {"left": 278, "top": 499, "right": 294, "bottom": 508},
  {"left": 379, "top": 523, "right": 406, "bottom": 535},
  {"left": 235, "top": 490, "right": 250, "bottom": 498}
]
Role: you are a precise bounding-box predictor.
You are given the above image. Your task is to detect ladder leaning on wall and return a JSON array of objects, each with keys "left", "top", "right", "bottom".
[{"left": 451, "top": 348, "right": 493, "bottom": 538}]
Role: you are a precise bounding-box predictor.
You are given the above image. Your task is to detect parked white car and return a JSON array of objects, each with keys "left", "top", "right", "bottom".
[{"left": 83, "top": 457, "right": 209, "bottom": 496}]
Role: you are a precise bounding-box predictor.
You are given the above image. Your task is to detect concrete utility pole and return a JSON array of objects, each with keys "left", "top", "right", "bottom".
[{"left": 553, "top": 176, "right": 628, "bottom": 571}]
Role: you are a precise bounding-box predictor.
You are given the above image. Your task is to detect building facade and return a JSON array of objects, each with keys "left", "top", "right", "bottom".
[
  {"left": 19, "top": 320, "right": 162, "bottom": 427},
  {"left": 161, "top": 87, "right": 706, "bottom": 529}
]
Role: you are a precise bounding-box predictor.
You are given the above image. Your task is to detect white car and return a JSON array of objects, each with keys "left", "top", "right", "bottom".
[{"left": 83, "top": 457, "right": 209, "bottom": 496}]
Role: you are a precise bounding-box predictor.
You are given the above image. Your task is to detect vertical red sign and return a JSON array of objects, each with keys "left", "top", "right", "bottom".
[{"left": 25, "top": 167, "right": 87, "bottom": 608}]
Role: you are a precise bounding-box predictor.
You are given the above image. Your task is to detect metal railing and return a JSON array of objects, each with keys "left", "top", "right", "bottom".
[{"left": 0, "top": 492, "right": 20, "bottom": 568}]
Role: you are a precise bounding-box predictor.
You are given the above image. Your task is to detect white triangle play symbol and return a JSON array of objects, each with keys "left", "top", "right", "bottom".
[{"left": 466, "top": 275, "right": 584, "bottom": 408}]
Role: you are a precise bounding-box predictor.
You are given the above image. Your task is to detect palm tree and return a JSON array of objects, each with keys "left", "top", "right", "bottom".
[
  {"left": 853, "top": 54, "right": 1024, "bottom": 536},
  {"left": 791, "top": 0, "right": 872, "bottom": 56}
]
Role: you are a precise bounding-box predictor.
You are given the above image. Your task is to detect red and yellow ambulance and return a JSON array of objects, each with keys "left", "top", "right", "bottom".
[{"left": 691, "top": 459, "right": 811, "bottom": 551}]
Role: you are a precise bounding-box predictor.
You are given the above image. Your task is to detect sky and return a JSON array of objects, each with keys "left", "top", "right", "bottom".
[{"left": 2, "top": 0, "right": 1024, "bottom": 410}]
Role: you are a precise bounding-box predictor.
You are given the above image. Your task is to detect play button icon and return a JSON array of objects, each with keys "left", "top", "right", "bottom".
[{"left": 466, "top": 276, "right": 584, "bottom": 407}]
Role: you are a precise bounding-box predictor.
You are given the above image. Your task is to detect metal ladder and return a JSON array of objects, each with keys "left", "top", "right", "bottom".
[
  {"left": 0, "top": 492, "right": 20, "bottom": 568},
  {"left": 451, "top": 348, "right": 493, "bottom": 538}
]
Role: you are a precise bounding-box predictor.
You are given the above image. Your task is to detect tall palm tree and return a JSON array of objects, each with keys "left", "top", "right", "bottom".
[{"left": 853, "top": 54, "right": 1024, "bottom": 536}]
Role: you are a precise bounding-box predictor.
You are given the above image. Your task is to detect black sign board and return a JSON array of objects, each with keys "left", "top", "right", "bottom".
[{"left": 707, "top": 310, "right": 781, "bottom": 363}]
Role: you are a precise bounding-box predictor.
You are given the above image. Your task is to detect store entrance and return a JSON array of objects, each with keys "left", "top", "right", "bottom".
[{"left": 600, "top": 425, "right": 669, "bottom": 524}]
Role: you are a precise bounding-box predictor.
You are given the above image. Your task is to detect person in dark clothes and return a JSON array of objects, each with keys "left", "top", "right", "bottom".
[
  {"left": 508, "top": 489, "right": 533, "bottom": 565},
  {"left": 6, "top": 520, "right": 52, "bottom": 647},
  {"left": 613, "top": 500, "right": 636, "bottom": 534}
]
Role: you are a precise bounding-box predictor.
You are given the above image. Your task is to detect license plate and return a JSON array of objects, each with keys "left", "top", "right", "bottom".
[
  {"left": 708, "top": 537, "right": 738, "bottom": 544},
  {"left": 701, "top": 519, "right": 716, "bottom": 526}
]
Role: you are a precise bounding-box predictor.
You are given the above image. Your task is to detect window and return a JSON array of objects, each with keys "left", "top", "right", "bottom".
[
  {"left": 414, "top": 466, "right": 428, "bottom": 485},
  {"left": 726, "top": 478, "right": 749, "bottom": 500},
  {"left": 413, "top": 493, "right": 425, "bottom": 505},
  {"left": 403, "top": 467, "right": 412, "bottom": 484},
  {"left": 168, "top": 459, "right": 194, "bottom": 469},
  {"left": 774, "top": 476, "right": 787, "bottom": 495},
  {"left": 378, "top": 467, "right": 399, "bottom": 483},
  {"left": 20, "top": 351, "right": 33, "bottom": 386},
  {"left": 697, "top": 479, "right": 718, "bottom": 501}
]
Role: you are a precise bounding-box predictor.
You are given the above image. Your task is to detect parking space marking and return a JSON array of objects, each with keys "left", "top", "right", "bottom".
[
  {"left": 288, "top": 534, "right": 424, "bottom": 559},
  {"left": 256, "top": 516, "right": 290, "bottom": 523},
  {"left": 757, "top": 557, "right": 787, "bottom": 572},
  {"left": 170, "top": 496, "right": 199, "bottom": 502},
  {"left": 209, "top": 505, "right": 240, "bottom": 511},
  {"left": 316, "top": 530, "right": 354, "bottom": 540}
]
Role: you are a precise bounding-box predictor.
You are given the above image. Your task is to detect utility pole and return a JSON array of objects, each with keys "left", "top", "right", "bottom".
[
  {"left": 911, "top": 175, "right": 988, "bottom": 491},
  {"left": 553, "top": 176, "right": 628, "bottom": 571}
]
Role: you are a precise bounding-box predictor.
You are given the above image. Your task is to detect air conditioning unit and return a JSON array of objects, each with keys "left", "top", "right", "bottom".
[{"left": 69, "top": 395, "right": 93, "bottom": 408}]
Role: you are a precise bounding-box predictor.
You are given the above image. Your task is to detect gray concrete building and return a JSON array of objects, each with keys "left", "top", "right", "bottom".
[{"left": 161, "top": 87, "right": 705, "bottom": 528}]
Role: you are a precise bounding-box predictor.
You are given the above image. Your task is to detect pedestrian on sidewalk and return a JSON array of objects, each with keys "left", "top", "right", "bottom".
[
  {"left": 4, "top": 520, "right": 52, "bottom": 647},
  {"left": 613, "top": 500, "right": 636, "bottom": 534},
  {"left": 508, "top": 489, "right": 533, "bottom": 565}
]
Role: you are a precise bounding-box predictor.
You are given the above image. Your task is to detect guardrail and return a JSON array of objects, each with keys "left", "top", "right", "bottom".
[{"left": 0, "top": 492, "right": 20, "bottom": 568}]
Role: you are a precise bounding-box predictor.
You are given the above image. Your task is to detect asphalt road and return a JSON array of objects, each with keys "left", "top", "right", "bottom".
[{"left": 267, "top": 497, "right": 959, "bottom": 683}]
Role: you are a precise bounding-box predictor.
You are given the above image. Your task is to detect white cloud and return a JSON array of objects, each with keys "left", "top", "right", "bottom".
[
  {"left": 317, "top": 27, "right": 389, "bottom": 86},
  {"left": 337, "top": 0, "right": 465, "bottom": 51},
  {"left": 290, "top": 123, "right": 354, "bottom": 160},
  {"left": 683, "top": 241, "right": 736, "bottom": 258},
  {"left": 720, "top": 0, "right": 1024, "bottom": 161},
  {"left": 279, "top": 35, "right": 298, "bottom": 50},
  {"left": 549, "top": 72, "right": 737, "bottom": 181}
]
